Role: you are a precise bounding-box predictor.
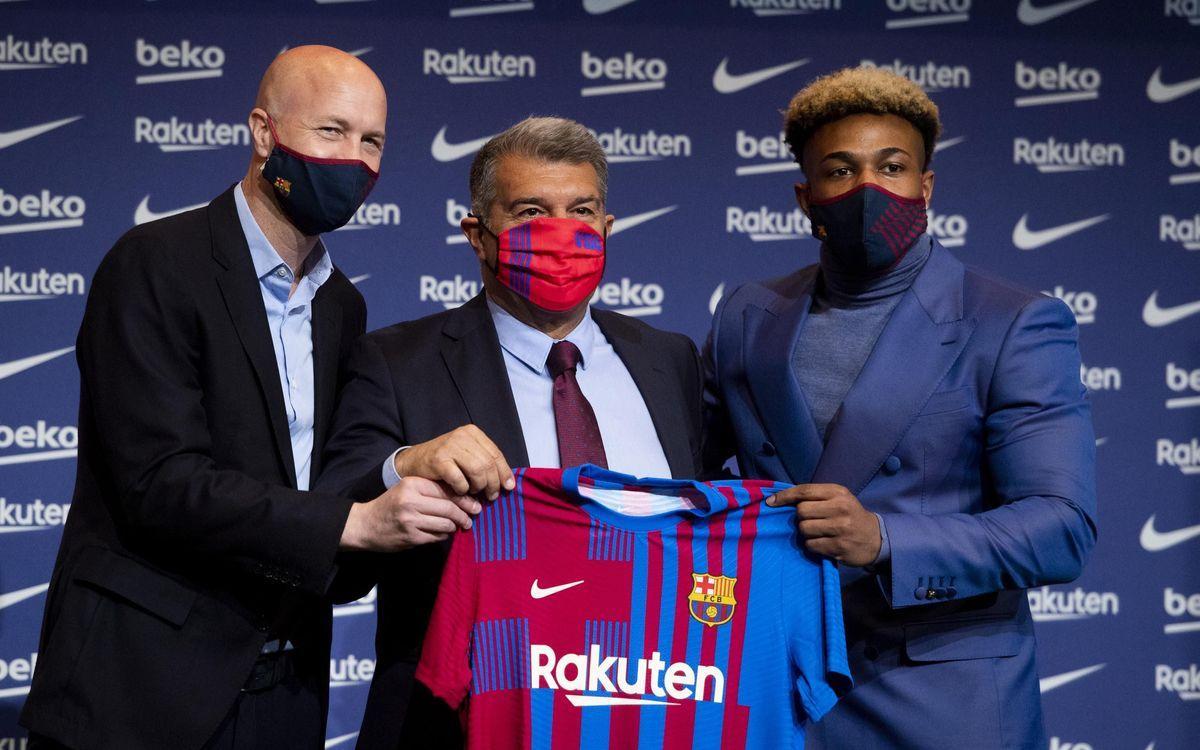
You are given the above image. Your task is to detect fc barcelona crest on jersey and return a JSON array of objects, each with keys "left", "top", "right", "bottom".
[{"left": 688, "top": 573, "right": 737, "bottom": 627}]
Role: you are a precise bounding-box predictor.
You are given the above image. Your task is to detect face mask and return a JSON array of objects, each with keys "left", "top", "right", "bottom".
[
  {"left": 479, "top": 217, "right": 606, "bottom": 312},
  {"left": 260, "top": 116, "right": 379, "bottom": 236},
  {"left": 807, "top": 182, "right": 927, "bottom": 275}
]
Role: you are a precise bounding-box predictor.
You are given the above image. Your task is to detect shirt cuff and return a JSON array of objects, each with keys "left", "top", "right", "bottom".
[
  {"left": 872, "top": 512, "right": 891, "bottom": 565},
  {"left": 381, "top": 447, "right": 410, "bottom": 490}
]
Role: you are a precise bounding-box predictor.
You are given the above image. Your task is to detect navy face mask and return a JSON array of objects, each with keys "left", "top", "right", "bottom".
[
  {"left": 260, "top": 116, "right": 379, "bottom": 236},
  {"left": 807, "top": 182, "right": 928, "bottom": 275}
]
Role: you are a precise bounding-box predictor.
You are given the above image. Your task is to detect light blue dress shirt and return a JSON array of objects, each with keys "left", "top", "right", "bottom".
[
  {"left": 233, "top": 184, "right": 332, "bottom": 491},
  {"left": 383, "top": 296, "right": 673, "bottom": 487}
]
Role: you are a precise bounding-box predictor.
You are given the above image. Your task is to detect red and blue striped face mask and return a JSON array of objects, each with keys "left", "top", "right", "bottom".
[
  {"left": 808, "top": 182, "right": 928, "bottom": 275},
  {"left": 481, "top": 217, "right": 606, "bottom": 313}
]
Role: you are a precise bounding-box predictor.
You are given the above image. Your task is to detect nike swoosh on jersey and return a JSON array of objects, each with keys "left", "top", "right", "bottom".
[
  {"left": 1038, "top": 663, "right": 1105, "bottom": 693},
  {"left": 712, "top": 57, "right": 810, "bottom": 94},
  {"left": 1017, "top": 0, "right": 1100, "bottom": 25},
  {"left": 0, "top": 115, "right": 82, "bottom": 151},
  {"left": 1142, "top": 291, "right": 1200, "bottom": 327},
  {"left": 610, "top": 205, "right": 676, "bottom": 236},
  {"left": 0, "top": 346, "right": 74, "bottom": 382},
  {"left": 583, "top": 0, "right": 638, "bottom": 13},
  {"left": 134, "top": 195, "right": 209, "bottom": 226},
  {"left": 1146, "top": 67, "right": 1200, "bottom": 104},
  {"left": 530, "top": 578, "right": 584, "bottom": 599},
  {"left": 0, "top": 582, "right": 49, "bottom": 611},
  {"left": 1012, "top": 213, "right": 1108, "bottom": 250},
  {"left": 1140, "top": 515, "right": 1200, "bottom": 552},
  {"left": 431, "top": 126, "right": 497, "bottom": 162}
]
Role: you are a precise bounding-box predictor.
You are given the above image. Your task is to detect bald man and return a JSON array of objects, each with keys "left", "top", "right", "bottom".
[{"left": 20, "top": 47, "right": 477, "bottom": 750}]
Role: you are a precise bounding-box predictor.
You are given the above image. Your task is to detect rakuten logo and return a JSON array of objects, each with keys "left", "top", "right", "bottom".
[
  {"left": 927, "top": 208, "right": 967, "bottom": 247},
  {"left": 422, "top": 47, "right": 535, "bottom": 84},
  {"left": 1014, "top": 60, "right": 1101, "bottom": 107},
  {"left": 590, "top": 127, "right": 690, "bottom": 163},
  {"left": 1169, "top": 138, "right": 1200, "bottom": 185},
  {"left": 1167, "top": 362, "right": 1200, "bottom": 409},
  {"left": 0, "top": 421, "right": 78, "bottom": 466},
  {"left": 1157, "top": 438, "right": 1200, "bottom": 475},
  {"left": 1161, "top": 214, "right": 1200, "bottom": 250},
  {"left": 884, "top": 0, "right": 970, "bottom": 30},
  {"left": 420, "top": 274, "right": 480, "bottom": 309},
  {"left": 731, "top": 0, "right": 843, "bottom": 16},
  {"left": 329, "top": 654, "right": 375, "bottom": 687},
  {"left": 0, "top": 35, "right": 87, "bottom": 70},
  {"left": 734, "top": 130, "right": 797, "bottom": 177},
  {"left": 1028, "top": 585, "right": 1119, "bottom": 622},
  {"left": 1080, "top": 363, "right": 1121, "bottom": 392},
  {"left": 1155, "top": 663, "right": 1200, "bottom": 700},
  {"left": 1048, "top": 739, "right": 1094, "bottom": 750},
  {"left": 0, "top": 498, "right": 71, "bottom": 533},
  {"left": 1164, "top": 0, "right": 1200, "bottom": 26},
  {"left": 335, "top": 202, "right": 401, "bottom": 231},
  {"left": 860, "top": 58, "right": 970, "bottom": 91},
  {"left": 134, "top": 38, "right": 224, "bottom": 85},
  {"left": 0, "top": 189, "right": 85, "bottom": 236},
  {"left": 1043, "top": 286, "right": 1097, "bottom": 324},
  {"left": 592, "top": 278, "right": 664, "bottom": 317},
  {"left": 580, "top": 51, "right": 667, "bottom": 96},
  {"left": 1013, "top": 137, "right": 1124, "bottom": 173},
  {"left": 726, "top": 206, "right": 811, "bottom": 241},
  {"left": 0, "top": 267, "right": 84, "bottom": 302},
  {"left": 134, "top": 116, "right": 249, "bottom": 152},
  {"left": 1164, "top": 587, "right": 1200, "bottom": 635},
  {"left": 531, "top": 644, "right": 724, "bottom": 706}
]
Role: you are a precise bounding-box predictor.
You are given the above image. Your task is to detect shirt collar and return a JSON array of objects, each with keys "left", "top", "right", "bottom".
[
  {"left": 486, "top": 295, "right": 597, "bottom": 377},
  {"left": 234, "top": 182, "right": 333, "bottom": 287}
]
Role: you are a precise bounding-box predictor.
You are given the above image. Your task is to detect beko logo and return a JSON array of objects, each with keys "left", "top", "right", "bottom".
[
  {"left": 0, "top": 652, "right": 36, "bottom": 699},
  {"left": 580, "top": 51, "right": 667, "bottom": 96},
  {"left": 134, "top": 38, "right": 224, "bottom": 85},
  {"left": 1155, "top": 664, "right": 1200, "bottom": 700},
  {"left": 884, "top": 0, "right": 970, "bottom": 30},
  {"left": 1169, "top": 138, "right": 1200, "bottom": 185},
  {"left": 1079, "top": 363, "right": 1120, "bottom": 392},
  {"left": 1048, "top": 740, "right": 1094, "bottom": 750},
  {"left": 0, "top": 189, "right": 85, "bottom": 235},
  {"left": 927, "top": 209, "right": 967, "bottom": 247},
  {"left": 422, "top": 48, "right": 535, "bottom": 83},
  {"left": 0, "top": 421, "right": 78, "bottom": 466},
  {"left": 734, "top": 131, "right": 797, "bottom": 177},
  {"left": 592, "top": 278, "right": 664, "bottom": 317},
  {"left": 445, "top": 198, "right": 470, "bottom": 244},
  {"left": 590, "top": 128, "right": 691, "bottom": 162},
  {"left": 1013, "top": 137, "right": 1123, "bottom": 173},
  {"left": 1014, "top": 61, "right": 1100, "bottom": 107},
  {"left": 1028, "top": 585, "right": 1118, "bottom": 622},
  {"left": 1160, "top": 214, "right": 1200, "bottom": 250},
  {"left": 1165, "top": 0, "right": 1200, "bottom": 26},
  {"left": 1166, "top": 363, "right": 1200, "bottom": 409},
  {"left": 134, "top": 117, "right": 249, "bottom": 152},
  {"left": 329, "top": 654, "right": 375, "bottom": 687},
  {"left": 0, "top": 36, "right": 87, "bottom": 70},
  {"left": 336, "top": 202, "right": 401, "bottom": 231},
  {"left": 0, "top": 267, "right": 86, "bottom": 302},
  {"left": 726, "top": 206, "right": 811, "bottom": 241},
  {"left": 730, "top": 0, "right": 843, "bottom": 15},
  {"left": 449, "top": 0, "right": 534, "bottom": 18},
  {"left": 0, "top": 498, "right": 71, "bottom": 533},
  {"left": 1163, "top": 588, "right": 1200, "bottom": 635},
  {"left": 1043, "top": 286, "right": 1096, "bottom": 324},
  {"left": 1157, "top": 438, "right": 1200, "bottom": 475},
  {"left": 420, "top": 275, "right": 480, "bottom": 309},
  {"left": 859, "top": 58, "right": 970, "bottom": 91}
]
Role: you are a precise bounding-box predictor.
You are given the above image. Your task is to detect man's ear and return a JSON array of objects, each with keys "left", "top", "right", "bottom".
[
  {"left": 794, "top": 182, "right": 811, "bottom": 219},
  {"left": 461, "top": 214, "right": 487, "bottom": 263},
  {"left": 248, "top": 108, "right": 273, "bottom": 161},
  {"left": 604, "top": 213, "right": 615, "bottom": 236},
  {"left": 921, "top": 169, "right": 935, "bottom": 208}
]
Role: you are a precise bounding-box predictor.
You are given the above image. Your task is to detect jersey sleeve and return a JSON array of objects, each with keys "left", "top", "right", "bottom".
[
  {"left": 415, "top": 527, "right": 479, "bottom": 711},
  {"left": 783, "top": 544, "right": 853, "bottom": 723}
]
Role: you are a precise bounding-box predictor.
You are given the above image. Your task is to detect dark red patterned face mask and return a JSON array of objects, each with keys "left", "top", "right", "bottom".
[
  {"left": 483, "top": 217, "right": 606, "bottom": 312},
  {"left": 808, "top": 182, "right": 927, "bottom": 275}
]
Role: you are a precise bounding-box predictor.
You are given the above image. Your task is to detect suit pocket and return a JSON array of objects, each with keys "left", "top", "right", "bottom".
[
  {"left": 72, "top": 545, "right": 197, "bottom": 628},
  {"left": 917, "top": 386, "right": 973, "bottom": 417},
  {"left": 904, "top": 617, "right": 1024, "bottom": 662}
]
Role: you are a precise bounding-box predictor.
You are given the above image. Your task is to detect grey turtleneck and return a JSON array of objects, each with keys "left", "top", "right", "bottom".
[{"left": 792, "top": 234, "right": 933, "bottom": 439}]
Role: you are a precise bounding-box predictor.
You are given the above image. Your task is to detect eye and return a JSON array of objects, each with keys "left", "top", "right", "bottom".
[
  {"left": 516, "top": 206, "right": 544, "bottom": 219},
  {"left": 880, "top": 162, "right": 904, "bottom": 174},
  {"left": 573, "top": 206, "right": 597, "bottom": 217},
  {"left": 828, "top": 166, "right": 853, "bottom": 178}
]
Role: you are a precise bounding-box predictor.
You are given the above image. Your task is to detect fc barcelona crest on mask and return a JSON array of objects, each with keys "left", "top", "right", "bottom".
[{"left": 688, "top": 573, "right": 737, "bottom": 627}]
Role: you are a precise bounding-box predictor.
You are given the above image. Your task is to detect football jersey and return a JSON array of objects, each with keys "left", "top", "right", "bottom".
[{"left": 416, "top": 465, "right": 851, "bottom": 750}]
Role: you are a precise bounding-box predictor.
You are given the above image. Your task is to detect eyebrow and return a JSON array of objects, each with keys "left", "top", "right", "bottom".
[{"left": 820, "top": 146, "right": 912, "bottom": 164}]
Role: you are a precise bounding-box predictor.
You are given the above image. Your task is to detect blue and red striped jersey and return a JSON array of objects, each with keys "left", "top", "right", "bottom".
[{"left": 416, "top": 465, "right": 851, "bottom": 750}]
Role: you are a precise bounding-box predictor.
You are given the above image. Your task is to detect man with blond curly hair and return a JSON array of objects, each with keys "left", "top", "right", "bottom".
[{"left": 704, "top": 66, "right": 1096, "bottom": 748}]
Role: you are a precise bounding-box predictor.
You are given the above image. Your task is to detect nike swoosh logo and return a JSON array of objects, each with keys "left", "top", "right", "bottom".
[
  {"left": 1039, "top": 663, "right": 1105, "bottom": 693},
  {"left": 1017, "top": 0, "right": 1100, "bottom": 25},
  {"left": 0, "top": 346, "right": 74, "bottom": 381},
  {"left": 134, "top": 195, "right": 208, "bottom": 226},
  {"left": 610, "top": 205, "right": 677, "bottom": 236},
  {"left": 583, "top": 0, "right": 638, "bottom": 13},
  {"left": 1140, "top": 515, "right": 1200, "bottom": 552},
  {"left": 934, "top": 136, "right": 965, "bottom": 152},
  {"left": 712, "top": 57, "right": 810, "bottom": 94},
  {"left": 1012, "top": 213, "right": 1108, "bottom": 250},
  {"left": 431, "top": 126, "right": 497, "bottom": 162},
  {"left": 324, "top": 731, "right": 359, "bottom": 749},
  {"left": 0, "top": 115, "right": 82, "bottom": 150},
  {"left": 530, "top": 578, "right": 584, "bottom": 599},
  {"left": 709, "top": 282, "right": 725, "bottom": 315},
  {"left": 1147, "top": 67, "right": 1200, "bottom": 104},
  {"left": 1142, "top": 291, "right": 1200, "bottom": 327},
  {"left": 0, "top": 582, "right": 49, "bottom": 611}
]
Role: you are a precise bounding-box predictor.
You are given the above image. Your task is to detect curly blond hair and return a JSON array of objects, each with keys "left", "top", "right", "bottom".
[{"left": 784, "top": 66, "right": 942, "bottom": 170}]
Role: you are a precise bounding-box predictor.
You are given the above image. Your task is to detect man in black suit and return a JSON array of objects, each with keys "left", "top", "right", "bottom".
[
  {"left": 21, "top": 47, "right": 477, "bottom": 750},
  {"left": 317, "top": 116, "right": 705, "bottom": 748}
]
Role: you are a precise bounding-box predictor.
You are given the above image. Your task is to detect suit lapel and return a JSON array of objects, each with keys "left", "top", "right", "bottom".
[
  {"left": 310, "top": 271, "right": 341, "bottom": 480},
  {"left": 209, "top": 186, "right": 297, "bottom": 488},
  {"left": 594, "top": 310, "right": 694, "bottom": 478},
  {"left": 813, "top": 242, "right": 976, "bottom": 493},
  {"left": 440, "top": 294, "right": 530, "bottom": 467},
  {"left": 742, "top": 281, "right": 824, "bottom": 484}
]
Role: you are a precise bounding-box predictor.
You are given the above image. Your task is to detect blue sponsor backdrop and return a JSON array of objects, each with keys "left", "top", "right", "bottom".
[{"left": 1, "top": 0, "right": 1199, "bottom": 747}]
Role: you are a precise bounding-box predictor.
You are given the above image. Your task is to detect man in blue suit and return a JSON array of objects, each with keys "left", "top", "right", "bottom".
[{"left": 704, "top": 66, "right": 1097, "bottom": 748}]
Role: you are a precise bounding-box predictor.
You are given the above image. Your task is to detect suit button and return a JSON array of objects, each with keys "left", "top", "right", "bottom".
[
  {"left": 914, "top": 587, "right": 927, "bottom": 601},
  {"left": 883, "top": 455, "right": 902, "bottom": 474},
  {"left": 864, "top": 645, "right": 880, "bottom": 661},
  {"left": 761, "top": 441, "right": 777, "bottom": 457},
  {"left": 946, "top": 587, "right": 957, "bottom": 598}
]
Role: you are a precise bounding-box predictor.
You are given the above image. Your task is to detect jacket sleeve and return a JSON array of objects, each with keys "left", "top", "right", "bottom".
[
  {"left": 79, "top": 235, "right": 354, "bottom": 596},
  {"left": 879, "top": 296, "right": 1098, "bottom": 607}
]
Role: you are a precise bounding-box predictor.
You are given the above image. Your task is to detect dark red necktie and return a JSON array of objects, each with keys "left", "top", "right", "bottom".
[{"left": 546, "top": 340, "right": 608, "bottom": 469}]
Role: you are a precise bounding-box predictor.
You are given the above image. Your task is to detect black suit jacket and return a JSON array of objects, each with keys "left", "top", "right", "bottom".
[
  {"left": 19, "top": 185, "right": 366, "bottom": 750},
  {"left": 316, "top": 293, "right": 704, "bottom": 749}
]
